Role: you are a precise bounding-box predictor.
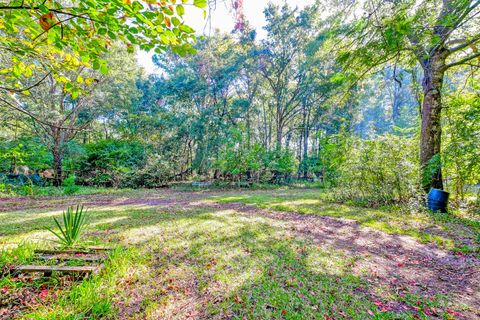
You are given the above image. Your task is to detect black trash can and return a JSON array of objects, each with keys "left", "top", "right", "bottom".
[{"left": 427, "top": 188, "right": 449, "bottom": 213}]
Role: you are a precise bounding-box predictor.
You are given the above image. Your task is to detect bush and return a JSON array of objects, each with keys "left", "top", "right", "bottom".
[
  {"left": 443, "top": 87, "right": 480, "bottom": 202},
  {"left": 332, "top": 134, "right": 420, "bottom": 206},
  {"left": 63, "top": 174, "right": 80, "bottom": 195},
  {"left": 124, "top": 154, "right": 176, "bottom": 188},
  {"left": 76, "top": 140, "right": 146, "bottom": 187},
  {"left": 0, "top": 182, "right": 15, "bottom": 195},
  {"left": 0, "top": 136, "right": 51, "bottom": 173},
  {"left": 263, "top": 148, "right": 298, "bottom": 183}
]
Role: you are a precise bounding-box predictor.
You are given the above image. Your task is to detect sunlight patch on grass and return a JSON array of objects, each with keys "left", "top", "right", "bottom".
[
  {"left": 121, "top": 225, "right": 166, "bottom": 244},
  {"left": 1, "top": 190, "right": 475, "bottom": 319},
  {"left": 305, "top": 249, "right": 351, "bottom": 276},
  {"left": 89, "top": 216, "right": 130, "bottom": 228},
  {"left": 0, "top": 230, "right": 54, "bottom": 248},
  {"left": 212, "top": 191, "right": 475, "bottom": 252},
  {"left": 1, "top": 209, "right": 64, "bottom": 225}
]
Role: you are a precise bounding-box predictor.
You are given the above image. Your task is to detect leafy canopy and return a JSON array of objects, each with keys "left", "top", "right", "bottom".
[{"left": 0, "top": 0, "right": 207, "bottom": 93}]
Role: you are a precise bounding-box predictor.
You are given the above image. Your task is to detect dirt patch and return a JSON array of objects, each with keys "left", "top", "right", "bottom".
[{"left": 0, "top": 193, "right": 197, "bottom": 213}]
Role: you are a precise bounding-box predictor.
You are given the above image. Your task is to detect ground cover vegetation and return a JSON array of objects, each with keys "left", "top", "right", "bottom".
[
  {"left": 0, "top": 190, "right": 479, "bottom": 319},
  {"left": 0, "top": 0, "right": 479, "bottom": 319}
]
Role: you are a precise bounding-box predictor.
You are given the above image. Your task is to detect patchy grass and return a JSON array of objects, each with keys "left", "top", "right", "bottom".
[
  {"left": 1, "top": 189, "right": 478, "bottom": 319},
  {"left": 0, "top": 186, "right": 133, "bottom": 198},
  {"left": 212, "top": 189, "right": 480, "bottom": 254}
]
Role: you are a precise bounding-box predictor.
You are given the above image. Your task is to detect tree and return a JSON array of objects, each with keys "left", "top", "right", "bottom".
[
  {"left": 0, "top": 45, "right": 141, "bottom": 185},
  {"left": 0, "top": 0, "right": 206, "bottom": 99},
  {"left": 336, "top": 0, "right": 480, "bottom": 191},
  {"left": 258, "top": 4, "right": 317, "bottom": 150},
  {"left": 152, "top": 32, "right": 247, "bottom": 175}
]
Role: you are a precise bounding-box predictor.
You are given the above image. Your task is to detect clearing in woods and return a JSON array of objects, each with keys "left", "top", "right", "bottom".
[{"left": 0, "top": 188, "right": 479, "bottom": 319}]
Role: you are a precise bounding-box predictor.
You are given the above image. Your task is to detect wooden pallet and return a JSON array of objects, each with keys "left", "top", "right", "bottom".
[{"left": 13, "top": 246, "right": 114, "bottom": 277}]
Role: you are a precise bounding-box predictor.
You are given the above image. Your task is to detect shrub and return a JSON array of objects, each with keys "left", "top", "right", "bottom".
[
  {"left": 63, "top": 174, "right": 80, "bottom": 195},
  {"left": 263, "top": 149, "right": 298, "bottom": 183},
  {"left": 124, "top": 154, "right": 176, "bottom": 188},
  {"left": 0, "top": 136, "right": 51, "bottom": 173},
  {"left": 76, "top": 140, "right": 146, "bottom": 187},
  {"left": 443, "top": 87, "right": 480, "bottom": 201},
  {"left": 332, "top": 134, "right": 420, "bottom": 206},
  {"left": 216, "top": 142, "right": 266, "bottom": 182},
  {"left": 0, "top": 182, "right": 15, "bottom": 195}
]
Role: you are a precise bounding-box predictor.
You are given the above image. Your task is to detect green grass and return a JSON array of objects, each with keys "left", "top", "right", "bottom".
[
  {"left": 0, "top": 185, "right": 131, "bottom": 198},
  {"left": 211, "top": 189, "right": 480, "bottom": 254},
  {"left": 0, "top": 188, "right": 476, "bottom": 319}
]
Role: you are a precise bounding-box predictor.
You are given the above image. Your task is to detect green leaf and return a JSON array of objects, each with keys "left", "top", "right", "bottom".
[
  {"left": 71, "top": 89, "right": 79, "bottom": 100},
  {"left": 176, "top": 5, "right": 185, "bottom": 16},
  {"left": 100, "top": 64, "right": 109, "bottom": 75},
  {"left": 194, "top": 0, "right": 207, "bottom": 9},
  {"left": 93, "top": 60, "right": 101, "bottom": 70},
  {"left": 38, "top": 4, "right": 50, "bottom": 14},
  {"left": 172, "top": 17, "right": 181, "bottom": 26}
]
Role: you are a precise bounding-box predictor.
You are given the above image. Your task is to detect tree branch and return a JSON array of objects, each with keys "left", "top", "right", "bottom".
[
  {"left": 446, "top": 34, "right": 480, "bottom": 52},
  {"left": 0, "top": 72, "right": 51, "bottom": 93},
  {"left": 444, "top": 51, "right": 480, "bottom": 69}
]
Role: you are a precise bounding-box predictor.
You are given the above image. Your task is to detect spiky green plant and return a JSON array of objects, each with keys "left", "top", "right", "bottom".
[{"left": 47, "top": 205, "right": 88, "bottom": 247}]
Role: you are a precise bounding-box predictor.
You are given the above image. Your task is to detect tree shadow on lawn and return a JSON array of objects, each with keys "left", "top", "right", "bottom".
[
  {"left": 1, "top": 199, "right": 479, "bottom": 319},
  {"left": 107, "top": 210, "right": 379, "bottom": 319},
  {"left": 95, "top": 206, "right": 475, "bottom": 319},
  {"left": 212, "top": 193, "right": 480, "bottom": 253},
  {"left": 223, "top": 203, "right": 480, "bottom": 319}
]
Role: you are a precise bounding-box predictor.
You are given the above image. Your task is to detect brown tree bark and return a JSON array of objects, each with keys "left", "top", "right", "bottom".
[
  {"left": 50, "top": 127, "right": 66, "bottom": 187},
  {"left": 419, "top": 51, "right": 448, "bottom": 192},
  {"left": 52, "top": 143, "right": 64, "bottom": 187},
  {"left": 276, "top": 118, "right": 283, "bottom": 150}
]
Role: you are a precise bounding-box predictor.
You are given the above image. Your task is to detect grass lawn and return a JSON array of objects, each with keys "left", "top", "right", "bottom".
[{"left": 0, "top": 188, "right": 479, "bottom": 319}]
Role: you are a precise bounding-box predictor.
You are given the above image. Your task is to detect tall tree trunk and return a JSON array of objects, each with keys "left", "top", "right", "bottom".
[
  {"left": 285, "top": 132, "right": 291, "bottom": 149},
  {"left": 302, "top": 109, "right": 310, "bottom": 179},
  {"left": 52, "top": 143, "right": 64, "bottom": 187},
  {"left": 392, "top": 76, "right": 401, "bottom": 127},
  {"left": 298, "top": 132, "right": 303, "bottom": 178},
  {"left": 276, "top": 121, "right": 283, "bottom": 150},
  {"left": 51, "top": 128, "right": 67, "bottom": 187},
  {"left": 420, "top": 52, "right": 447, "bottom": 192}
]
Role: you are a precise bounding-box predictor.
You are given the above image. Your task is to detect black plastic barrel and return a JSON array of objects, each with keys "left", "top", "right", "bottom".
[{"left": 427, "top": 188, "right": 449, "bottom": 213}]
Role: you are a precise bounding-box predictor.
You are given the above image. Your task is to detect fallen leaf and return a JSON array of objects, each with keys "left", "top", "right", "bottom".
[
  {"left": 38, "top": 289, "right": 49, "bottom": 300},
  {"left": 446, "top": 309, "right": 461, "bottom": 316}
]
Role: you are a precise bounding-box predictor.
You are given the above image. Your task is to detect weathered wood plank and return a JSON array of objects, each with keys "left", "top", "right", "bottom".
[
  {"left": 88, "top": 246, "right": 114, "bottom": 251},
  {"left": 14, "top": 265, "right": 100, "bottom": 275},
  {"left": 37, "top": 254, "right": 106, "bottom": 262},
  {"left": 34, "top": 246, "right": 114, "bottom": 255}
]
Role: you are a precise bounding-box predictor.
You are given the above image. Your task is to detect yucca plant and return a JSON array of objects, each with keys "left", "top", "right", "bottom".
[{"left": 47, "top": 205, "right": 88, "bottom": 247}]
